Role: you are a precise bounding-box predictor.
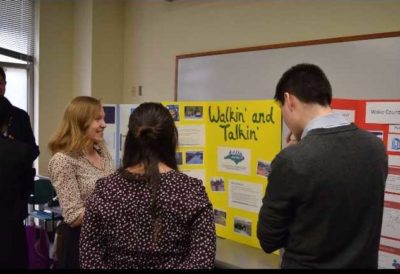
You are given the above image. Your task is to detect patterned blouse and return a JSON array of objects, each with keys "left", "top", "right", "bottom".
[
  {"left": 48, "top": 144, "right": 114, "bottom": 224},
  {"left": 79, "top": 169, "right": 216, "bottom": 269}
]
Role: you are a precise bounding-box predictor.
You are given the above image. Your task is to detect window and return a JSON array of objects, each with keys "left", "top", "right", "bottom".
[{"left": 0, "top": 0, "right": 34, "bottom": 113}]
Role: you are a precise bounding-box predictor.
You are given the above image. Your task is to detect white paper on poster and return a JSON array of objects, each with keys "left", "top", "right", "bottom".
[
  {"left": 228, "top": 180, "right": 262, "bottom": 213},
  {"left": 119, "top": 104, "right": 138, "bottom": 150},
  {"left": 387, "top": 134, "right": 400, "bottom": 152},
  {"left": 385, "top": 193, "right": 400, "bottom": 203},
  {"left": 379, "top": 237, "right": 400, "bottom": 269},
  {"left": 386, "top": 168, "right": 400, "bottom": 194},
  {"left": 332, "top": 109, "right": 355, "bottom": 123},
  {"left": 380, "top": 237, "right": 400, "bottom": 250},
  {"left": 389, "top": 155, "right": 400, "bottom": 168},
  {"left": 180, "top": 169, "right": 205, "bottom": 185},
  {"left": 217, "top": 147, "right": 251, "bottom": 175},
  {"left": 104, "top": 127, "right": 116, "bottom": 150},
  {"left": 177, "top": 125, "right": 205, "bottom": 146},
  {"left": 381, "top": 200, "right": 400, "bottom": 241},
  {"left": 103, "top": 104, "right": 117, "bottom": 167},
  {"left": 389, "top": 124, "right": 400, "bottom": 134},
  {"left": 118, "top": 104, "right": 139, "bottom": 167},
  {"left": 378, "top": 251, "right": 400, "bottom": 269},
  {"left": 366, "top": 102, "right": 400, "bottom": 124}
]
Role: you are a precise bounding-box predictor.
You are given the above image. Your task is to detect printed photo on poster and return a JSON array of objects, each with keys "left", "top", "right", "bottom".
[
  {"left": 388, "top": 134, "right": 400, "bottom": 152},
  {"left": 210, "top": 177, "right": 225, "bottom": 192},
  {"left": 185, "top": 151, "right": 204, "bottom": 165},
  {"left": 218, "top": 147, "right": 251, "bottom": 175},
  {"left": 256, "top": 160, "right": 271, "bottom": 178},
  {"left": 214, "top": 209, "right": 227, "bottom": 226},
  {"left": 103, "top": 106, "right": 116, "bottom": 124},
  {"left": 166, "top": 104, "right": 180, "bottom": 122},
  {"left": 184, "top": 106, "right": 203, "bottom": 120},
  {"left": 233, "top": 217, "right": 252, "bottom": 237},
  {"left": 369, "top": 130, "right": 384, "bottom": 141},
  {"left": 175, "top": 152, "right": 183, "bottom": 165}
]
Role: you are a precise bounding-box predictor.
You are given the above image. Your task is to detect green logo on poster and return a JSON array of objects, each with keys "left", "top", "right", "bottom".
[{"left": 224, "top": 150, "right": 245, "bottom": 165}]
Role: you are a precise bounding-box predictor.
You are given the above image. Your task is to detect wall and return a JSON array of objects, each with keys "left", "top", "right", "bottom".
[
  {"left": 73, "top": 0, "right": 93, "bottom": 98},
  {"left": 92, "top": 0, "right": 124, "bottom": 103},
  {"left": 36, "top": 0, "right": 124, "bottom": 174},
  {"left": 123, "top": 0, "right": 400, "bottom": 103},
  {"left": 36, "top": 0, "right": 74, "bottom": 175}
]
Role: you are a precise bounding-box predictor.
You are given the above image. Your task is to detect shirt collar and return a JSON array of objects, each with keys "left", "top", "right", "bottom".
[{"left": 301, "top": 112, "right": 350, "bottom": 139}]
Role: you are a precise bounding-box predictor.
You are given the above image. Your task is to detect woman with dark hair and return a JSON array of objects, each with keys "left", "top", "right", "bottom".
[{"left": 80, "top": 102, "right": 216, "bottom": 269}]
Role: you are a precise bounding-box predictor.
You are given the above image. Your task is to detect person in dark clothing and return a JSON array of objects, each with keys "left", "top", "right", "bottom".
[
  {"left": 0, "top": 66, "right": 39, "bottom": 162},
  {"left": 0, "top": 96, "right": 35, "bottom": 269},
  {"left": 257, "top": 63, "right": 388, "bottom": 269}
]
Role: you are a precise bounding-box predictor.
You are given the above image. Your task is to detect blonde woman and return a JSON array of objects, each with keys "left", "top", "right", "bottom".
[{"left": 48, "top": 96, "right": 114, "bottom": 269}]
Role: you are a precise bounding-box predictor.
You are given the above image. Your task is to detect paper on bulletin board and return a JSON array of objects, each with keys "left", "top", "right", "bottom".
[
  {"left": 333, "top": 109, "right": 355, "bottom": 123},
  {"left": 365, "top": 102, "right": 400, "bottom": 124},
  {"left": 379, "top": 237, "right": 400, "bottom": 269},
  {"left": 381, "top": 193, "right": 400, "bottom": 241},
  {"left": 386, "top": 167, "right": 400, "bottom": 194},
  {"left": 379, "top": 192, "right": 400, "bottom": 269},
  {"left": 389, "top": 155, "right": 400, "bottom": 168}
]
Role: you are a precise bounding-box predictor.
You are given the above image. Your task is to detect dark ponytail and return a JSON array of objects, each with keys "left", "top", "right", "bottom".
[{"left": 122, "top": 102, "right": 178, "bottom": 242}]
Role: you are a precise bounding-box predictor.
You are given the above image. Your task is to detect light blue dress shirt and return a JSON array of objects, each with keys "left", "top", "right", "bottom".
[{"left": 301, "top": 112, "right": 350, "bottom": 139}]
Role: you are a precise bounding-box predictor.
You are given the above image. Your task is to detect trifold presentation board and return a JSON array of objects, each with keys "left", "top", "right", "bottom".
[
  {"left": 103, "top": 99, "right": 400, "bottom": 268},
  {"left": 332, "top": 99, "right": 400, "bottom": 269}
]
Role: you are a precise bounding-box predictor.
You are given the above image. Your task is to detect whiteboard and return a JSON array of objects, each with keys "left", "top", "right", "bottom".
[{"left": 177, "top": 33, "right": 400, "bottom": 101}]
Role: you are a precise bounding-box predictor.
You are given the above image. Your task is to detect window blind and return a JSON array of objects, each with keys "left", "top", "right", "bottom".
[{"left": 0, "top": 0, "right": 34, "bottom": 62}]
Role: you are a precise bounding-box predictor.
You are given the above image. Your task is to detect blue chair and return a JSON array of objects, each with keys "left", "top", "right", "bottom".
[{"left": 27, "top": 178, "right": 63, "bottom": 233}]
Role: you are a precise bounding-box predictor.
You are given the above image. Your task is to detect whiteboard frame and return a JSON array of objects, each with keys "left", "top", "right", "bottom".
[{"left": 175, "top": 31, "right": 400, "bottom": 101}]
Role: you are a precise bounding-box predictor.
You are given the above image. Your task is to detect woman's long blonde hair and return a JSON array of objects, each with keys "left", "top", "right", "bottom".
[{"left": 48, "top": 96, "right": 103, "bottom": 155}]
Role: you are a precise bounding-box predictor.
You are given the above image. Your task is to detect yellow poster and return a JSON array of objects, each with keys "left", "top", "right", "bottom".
[{"left": 163, "top": 100, "right": 282, "bottom": 249}]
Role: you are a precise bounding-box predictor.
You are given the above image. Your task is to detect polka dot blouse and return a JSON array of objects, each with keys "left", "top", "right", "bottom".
[
  {"left": 79, "top": 169, "right": 216, "bottom": 269},
  {"left": 48, "top": 144, "right": 114, "bottom": 224}
]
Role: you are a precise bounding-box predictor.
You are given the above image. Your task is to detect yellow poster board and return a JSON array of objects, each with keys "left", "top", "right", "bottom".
[{"left": 162, "top": 100, "right": 282, "bottom": 249}]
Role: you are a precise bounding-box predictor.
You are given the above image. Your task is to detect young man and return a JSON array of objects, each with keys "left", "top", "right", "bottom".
[
  {"left": 257, "top": 63, "right": 388, "bottom": 269},
  {"left": 0, "top": 66, "right": 39, "bottom": 162}
]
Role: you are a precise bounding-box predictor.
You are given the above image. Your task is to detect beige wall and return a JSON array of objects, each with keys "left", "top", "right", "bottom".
[
  {"left": 73, "top": 0, "right": 93, "bottom": 97},
  {"left": 36, "top": 0, "right": 74, "bottom": 175},
  {"left": 92, "top": 0, "right": 124, "bottom": 103},
  {"left": 37, "top": 0, "right": 124, "bottom": 174},
  {"left": 36, "top": 0, "right": 400, "bottom": 174},
  {"left": 122, "top": 0, "right": 400, "bottom": 103}
]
